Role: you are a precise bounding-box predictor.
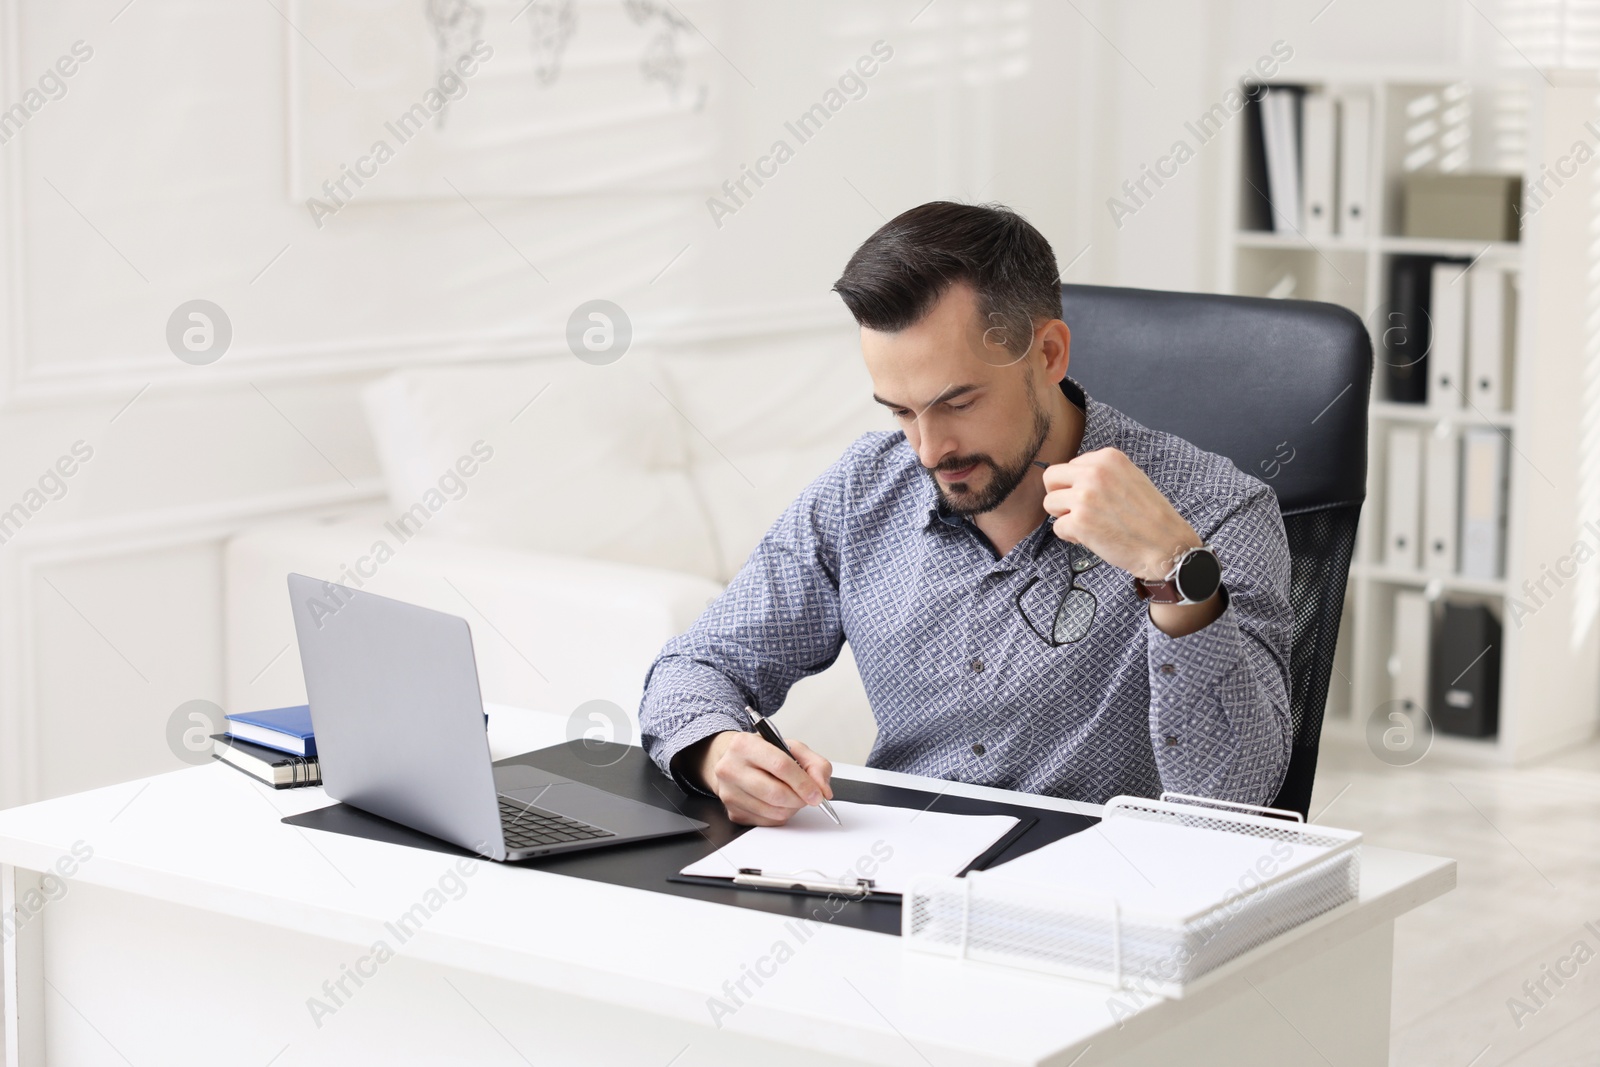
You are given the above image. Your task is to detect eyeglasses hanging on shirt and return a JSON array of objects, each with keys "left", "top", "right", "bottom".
[{"left": 1016, "top": 544, "right": 1102, "bottom": 647}]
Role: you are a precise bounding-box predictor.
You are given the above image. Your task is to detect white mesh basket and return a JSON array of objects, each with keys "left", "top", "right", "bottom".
[{"left": 902, "top": 793, "right": 1362, "bottom": 997}]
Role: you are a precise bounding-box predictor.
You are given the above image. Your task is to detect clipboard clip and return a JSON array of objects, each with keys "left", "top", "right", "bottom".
[{"left": 733, "top": 868, "right": 877, "bottom": 898}]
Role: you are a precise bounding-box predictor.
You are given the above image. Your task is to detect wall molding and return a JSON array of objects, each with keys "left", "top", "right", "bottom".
[
  {"left": 0, "top": 294, "right": 850, "bottom": 410},
  {"left": 1, "top": 0, "right": 27, "bottom": 416},
  {"left": 0, "top": 479, "right": 384, "bottom": 807}
]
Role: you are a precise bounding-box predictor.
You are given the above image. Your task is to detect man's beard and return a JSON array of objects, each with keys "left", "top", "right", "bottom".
[{"left": 927, "top": 390, "right": 1053, "bottom": 517}]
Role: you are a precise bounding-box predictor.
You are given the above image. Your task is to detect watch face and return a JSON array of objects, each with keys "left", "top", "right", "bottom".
[{"left": 1176, "top": 549, "right": 1222, "bottom": 602}]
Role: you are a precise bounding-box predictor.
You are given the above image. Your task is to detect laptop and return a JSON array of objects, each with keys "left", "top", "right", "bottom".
[{"left": 286, "top": 573, "right": 707, "bottom": 861}]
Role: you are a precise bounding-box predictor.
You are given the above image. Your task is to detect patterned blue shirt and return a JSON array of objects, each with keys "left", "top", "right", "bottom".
[{"left": 639, "top": 377, "right": 1293, "bottom": 806}]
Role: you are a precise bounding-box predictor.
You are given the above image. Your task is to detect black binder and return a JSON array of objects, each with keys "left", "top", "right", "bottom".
[
  {"left": 1383, "top": 255, "right": 1436, "bottom": 403},
  {"left": 1429, "top": 602, "right": 1501, "bottom": 737},
  {"left": 1239, "top": 81, "right": 1275, "bottom": 232}
]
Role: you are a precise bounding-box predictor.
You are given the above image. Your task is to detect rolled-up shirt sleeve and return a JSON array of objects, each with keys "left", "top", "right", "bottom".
[
  {"left": 1144, "top": 485, "right": 1294, "bottom": 806},
  {"left": 639, "top": 454, "right": 850, "bottom": 794}
]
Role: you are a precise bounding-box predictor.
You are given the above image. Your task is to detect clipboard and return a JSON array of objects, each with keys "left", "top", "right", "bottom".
[{"left": 668, "top": 810, "right": 1037, "bottom": 902}]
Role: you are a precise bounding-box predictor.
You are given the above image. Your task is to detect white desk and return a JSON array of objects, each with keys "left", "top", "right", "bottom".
[{"left": 2, "top": 705, "right": 1453, "bottom": 1067}]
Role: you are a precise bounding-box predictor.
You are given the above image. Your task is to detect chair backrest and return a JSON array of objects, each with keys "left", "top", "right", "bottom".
[{"left": 1059, "top": 283, "right": 1373, "bottom": 817}]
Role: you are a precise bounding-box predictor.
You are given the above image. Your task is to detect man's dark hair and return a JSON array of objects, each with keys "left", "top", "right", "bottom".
[{"left": 832, "top": 201, "right": 1061, "bottom": 356}]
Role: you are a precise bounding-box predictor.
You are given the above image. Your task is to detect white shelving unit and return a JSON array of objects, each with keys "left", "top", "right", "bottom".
[{"left": 1218, "top": 64, "right": 1600, "bottom": 765}]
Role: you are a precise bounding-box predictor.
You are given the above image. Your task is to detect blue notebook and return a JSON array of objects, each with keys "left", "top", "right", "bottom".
[{"left": 224, "top": 704, "right": 315, "bottom": 758}]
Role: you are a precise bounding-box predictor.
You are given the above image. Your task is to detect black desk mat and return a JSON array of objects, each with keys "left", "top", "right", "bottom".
[{"left": 283, "top": 741, "right": 1099, "bottom": 937}]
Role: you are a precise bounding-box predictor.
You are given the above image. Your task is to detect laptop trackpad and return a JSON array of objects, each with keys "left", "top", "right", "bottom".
[{"left": 493, "top": 764, "right": 573, "bottom": 792}]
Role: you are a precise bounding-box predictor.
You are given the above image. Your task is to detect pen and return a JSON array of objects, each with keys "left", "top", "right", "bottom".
[{"left": 742, "top": 705, "right": 841, "bottom": 825}]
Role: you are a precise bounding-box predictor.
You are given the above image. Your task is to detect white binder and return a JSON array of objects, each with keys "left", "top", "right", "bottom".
[
  {"left": 1302, "top": 92, "right": 1338, "bottom": 239},
  {"left": 1428, "top": 262, "right": 1468, "bottom": 409},
  {"left": 1460, "top": 428, "right": 1509, "bottom": 579},
  {"left": 1391, "top": 589, "right": 1432, "bottom": 719},
  {"left": 1423, "top": 423, "right": 1460, "bottom": 575},
  {"left": 1384, "top": 426, "right": 1424, "bottom": 569},
  {"left": 1262, "top": 86, "right": 1303, "bottom": 233},
  {"left": 1337, "top": 91, "right": 1372, "bottom": 238},
  {"left": 1468, "top": 267, "right": 1515, "bottom": 411}
]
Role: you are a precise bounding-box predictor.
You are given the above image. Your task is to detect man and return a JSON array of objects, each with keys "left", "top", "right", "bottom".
[{"left": 639, "top": 201, "right": 1292, "bottom": 825}]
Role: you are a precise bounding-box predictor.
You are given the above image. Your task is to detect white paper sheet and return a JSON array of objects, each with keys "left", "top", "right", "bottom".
[
  {"left": 980, "top": 817, "right": 1335, "bottom": 922},
  {"left": 679, "top": 801, "right": 1020, "bottom": 896}
]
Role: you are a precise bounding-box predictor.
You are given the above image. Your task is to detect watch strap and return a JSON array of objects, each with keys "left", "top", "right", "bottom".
[{"left": 1134, "top": 575, "right": 1183, "bottom": 604}]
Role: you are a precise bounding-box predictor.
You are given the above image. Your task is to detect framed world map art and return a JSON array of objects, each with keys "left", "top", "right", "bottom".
[{"left": 287, "top": 0, "right": 720, "bottom": 207}]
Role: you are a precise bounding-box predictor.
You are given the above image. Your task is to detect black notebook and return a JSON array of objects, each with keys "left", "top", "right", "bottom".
[{"left": 211, "top": 733, "right": 321, "bottom": 789}]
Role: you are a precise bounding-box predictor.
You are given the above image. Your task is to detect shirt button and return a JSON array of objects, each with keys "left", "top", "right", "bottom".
[
  {"left": 1164, "top": 735, "right": 1180, "bottom": 747},
  {"left": 972, "top": 743, "right": 987, "bottom": 755},
  {"left": 970, "top": 658, "right": 985, "bottom": 673},
  {"left": 1158, "top": 663, "right": 1176, "bottom": 675}
]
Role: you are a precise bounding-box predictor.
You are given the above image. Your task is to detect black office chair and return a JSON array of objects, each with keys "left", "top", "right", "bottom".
[{"left": 1060, "top": 283, "right": 1372, "bottom": 818}]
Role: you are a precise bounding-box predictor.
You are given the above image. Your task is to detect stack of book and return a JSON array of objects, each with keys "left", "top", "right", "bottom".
[{"left": 211, "top": 704, "right": 320, "bottom": 789}]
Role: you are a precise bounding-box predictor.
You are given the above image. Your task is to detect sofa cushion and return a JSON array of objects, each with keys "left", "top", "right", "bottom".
[
  {"left": 658, "top": 328, "right": 887, "bottom": 581},
  {"left": 360, "top": 356, "right": 721, "bottom": 581}
]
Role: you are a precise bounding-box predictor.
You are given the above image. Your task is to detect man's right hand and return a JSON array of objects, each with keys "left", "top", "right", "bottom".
[{"left": 685, "top": 730, "right": 834, "bottom": 826}]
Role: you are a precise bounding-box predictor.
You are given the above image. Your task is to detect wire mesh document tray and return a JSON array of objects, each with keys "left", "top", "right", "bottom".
[{"left": 902, "top": 792, "right": 1362, "bottom": 997}]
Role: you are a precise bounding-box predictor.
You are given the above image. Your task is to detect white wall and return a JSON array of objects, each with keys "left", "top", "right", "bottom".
[{"left": 0, "top": 0, "right": 1494, "bottom": 804}]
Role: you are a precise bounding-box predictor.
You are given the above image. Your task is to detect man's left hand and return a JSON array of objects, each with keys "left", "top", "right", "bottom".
[
  {"left": 1042, "top": 448, "right": 1224, "bottom": 637},
  {"left": 1041, "top": 447, "right": 1200, "bottom": 580}
]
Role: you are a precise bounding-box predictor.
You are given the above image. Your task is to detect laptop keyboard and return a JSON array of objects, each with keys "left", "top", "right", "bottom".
[{"left": 497, "top": 796, "right": 615, "bottom": 850}]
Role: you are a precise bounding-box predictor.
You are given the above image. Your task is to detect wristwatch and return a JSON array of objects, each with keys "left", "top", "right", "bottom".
[{"left": 1134, "top": 545, "right": 1222, "bottom": 605}]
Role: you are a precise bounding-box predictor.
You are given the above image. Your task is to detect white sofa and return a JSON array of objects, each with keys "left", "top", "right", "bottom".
[{"left": 223, "top": 338, "right": 884, "bottom": 764}]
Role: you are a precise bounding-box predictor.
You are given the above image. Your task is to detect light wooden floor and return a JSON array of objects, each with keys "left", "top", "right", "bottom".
[{"left": 1310, "top": 733, "right": 1600, "bottom": 1066}]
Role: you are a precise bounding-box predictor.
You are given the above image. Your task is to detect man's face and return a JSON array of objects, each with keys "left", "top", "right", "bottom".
[{"left": 862, "top": 283, "right": 1052, "bottom": 516}]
